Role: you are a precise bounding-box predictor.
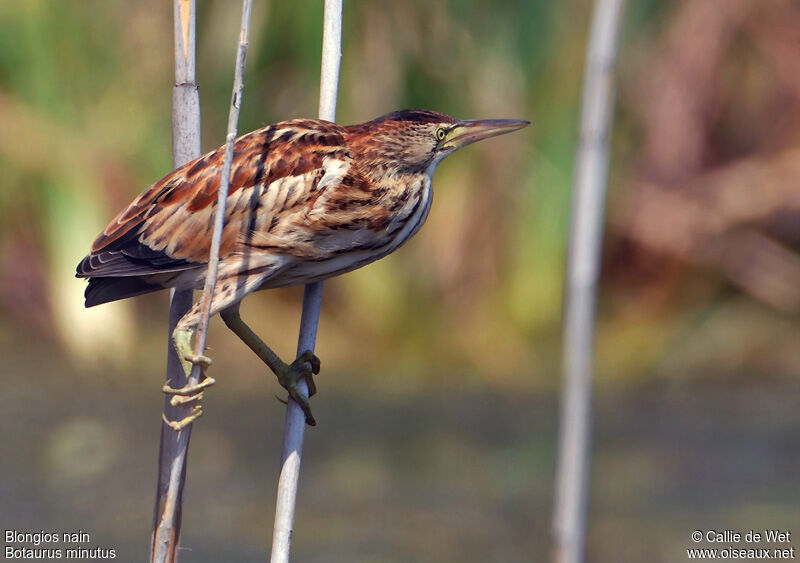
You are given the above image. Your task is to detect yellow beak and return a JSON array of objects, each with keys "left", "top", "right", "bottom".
[{"left": 443, "top": 118, "right": 530, "bottom": 150}]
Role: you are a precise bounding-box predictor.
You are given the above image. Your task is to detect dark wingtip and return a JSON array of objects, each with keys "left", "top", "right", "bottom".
[
  {"left": 84, "top": 276, "right": 162, "bottom": 307},
  {"left": 84, "top": 278, "right": 110, "bottom": 307}
]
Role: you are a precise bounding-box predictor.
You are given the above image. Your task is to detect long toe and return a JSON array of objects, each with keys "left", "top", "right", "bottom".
[
  {"left": 276, "top": 355, "right": 320, "bottom": 425},
  {"left": 297, "top": 350, "right": 321, "bottom": 375},
  {"left": 287, "top": 384, "right": 317, "bottom": 426},
  {"left": 162, "top": 376, "right": 216, "bottom": 396},
  {"left": 163, "top": 405, "right": 203, "bottom": 431},
  {"left": 170, "top": 392, "right": 204, "bottom": 407},
  {"left": 185, "top": 354, "right": 212, "bottom": 369},
  {"left": 305, "top": 372, "right": 317, "bottom": 397}
]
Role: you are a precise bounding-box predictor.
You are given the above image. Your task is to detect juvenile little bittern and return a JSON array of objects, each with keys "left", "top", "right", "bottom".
[{"left": 77, "top": 109, "right": 528, "bottom": 428}]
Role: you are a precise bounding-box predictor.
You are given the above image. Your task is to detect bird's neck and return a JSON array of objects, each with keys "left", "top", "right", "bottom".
[{"left": 360, "top": 163, "right": 435, "bottom": 207}]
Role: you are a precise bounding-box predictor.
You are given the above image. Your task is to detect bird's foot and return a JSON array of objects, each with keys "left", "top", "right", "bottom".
[
  {"left": 276, "top": 350, "right": 321, "bottom": 426},
  {"left": 172, "top": 328, "right": 213, "bottom": 377},
  {"left": 162, "top": 406, "right": 203, "bottom": 431},
  {"left": 161, "top": 370, "right": 216, "bottom": 430},
  {"left": 163, "top": 328, "right": 216, "bottom": 429},
  {"left": 162, "top": 373, "right": 216, "bottom": 406}
]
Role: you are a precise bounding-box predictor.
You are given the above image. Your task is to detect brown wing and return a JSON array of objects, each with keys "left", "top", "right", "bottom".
[{"left": 77, "top": 118, "right": 348, "bottom": 306}]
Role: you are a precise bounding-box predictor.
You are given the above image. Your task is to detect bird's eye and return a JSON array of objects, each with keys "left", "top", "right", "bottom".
[{"left": 435, "top": 127, "right": 447, "bottom": 141}]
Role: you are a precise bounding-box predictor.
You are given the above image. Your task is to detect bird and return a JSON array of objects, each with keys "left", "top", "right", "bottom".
[{"left": 76, "top": 109, "right": 529, "bottom": 429}]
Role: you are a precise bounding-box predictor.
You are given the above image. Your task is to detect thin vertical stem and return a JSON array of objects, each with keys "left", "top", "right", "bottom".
[
  {"left": 270, "top": 2, "right": 342, "bottom": 561},
  {"left": 151, "top": 0, "right": 200, "bottom": 560},
  {"left": 190, "top": 0, "right": 253, "bottom": 360},
  {"left": 317, "top": 0, "right": 342, "bottom": 123},
  {"left": 552, "top": 1, "right": 625, "bottom": 563},
  {"left": 151, "top": 1, "right": 254, "bottom": 561}
]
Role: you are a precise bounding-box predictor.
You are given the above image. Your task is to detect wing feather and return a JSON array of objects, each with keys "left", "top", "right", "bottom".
[{"left": 77, "top": 119, "right": 348, "bottom": 286}]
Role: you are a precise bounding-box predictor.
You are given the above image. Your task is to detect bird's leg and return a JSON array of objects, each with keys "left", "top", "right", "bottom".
[
  {"left": 160, "top": 278, "right": 266, "bottom": 429},
  {"left": 220, "top": 305, "right": 320, "bottom": 426},
  {"left": 170, "top": 328, "right": 215, "bottom": 384},
  {"left": 161, "top": 327, "right": 216, "bottom": 430}
]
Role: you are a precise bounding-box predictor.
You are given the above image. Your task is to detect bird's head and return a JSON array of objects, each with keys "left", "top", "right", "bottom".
[{"left": 346, "top": 109, "right": 529, "bottom": 177}]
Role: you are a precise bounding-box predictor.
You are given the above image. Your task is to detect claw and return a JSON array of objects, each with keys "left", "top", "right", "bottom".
[
  {"left": 161, "top": 377, "right": 212, "bottom": 429},
  {"left": 164, "top": 328, "right": 215, "bottom": 429},
  {"left": 298, "top": 350, "right": 322, "bottom": 375},
  {"left": 185, "top": 354, "right": 212, "bottom": 369},
  {"left": 286, "top": 383, "right": 317, "bottom": 426},
  {"left": 170, "top": 391, "right": 203, "bottom": 407},
  {"left": 275, "top": 352, "right": 321, "bottom": 426},
  {"left": 162, "top": 405, "right": 203, "bottom": 431},
  {"left": 162, "top": 376, "right": 216, "bottom": 396},
  {"left": 294, "top": 350, "right": 320, "bottom": 397}
]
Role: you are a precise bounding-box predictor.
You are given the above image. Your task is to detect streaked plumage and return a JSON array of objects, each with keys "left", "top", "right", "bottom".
[{"left": 76, "top": 109, "right": 528, "bottom": 426}]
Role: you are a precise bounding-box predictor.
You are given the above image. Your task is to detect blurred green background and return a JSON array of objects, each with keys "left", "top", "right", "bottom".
[{"left": 1, "top": 0, "right": 798, "bottom": 561}]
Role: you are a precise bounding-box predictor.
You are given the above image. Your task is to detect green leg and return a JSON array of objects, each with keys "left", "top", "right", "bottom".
[
  {"left": 220, "top": 305, "right": 320, "bottom": 426},
  {"left": 171, "top": 328, "right": 214, "bottom": 379},
  {"left": 161, "top": 327, "right": 217, "bottom": 430}
]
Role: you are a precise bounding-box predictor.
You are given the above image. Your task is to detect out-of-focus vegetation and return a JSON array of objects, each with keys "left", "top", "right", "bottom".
[
  {"left": 1, "top": 1, "right": 798, "bottom": 561},
  {"left": 3, "top": 0, "right": 798, "bottom": 383}
]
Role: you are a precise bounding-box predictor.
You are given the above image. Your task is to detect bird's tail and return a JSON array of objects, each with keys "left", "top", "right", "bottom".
[{"left": 84, "top": 276, "right": 165, "bottom": 307}]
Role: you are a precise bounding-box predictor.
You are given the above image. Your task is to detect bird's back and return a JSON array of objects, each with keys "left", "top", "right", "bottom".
[{"left": 77, "top": 117, "right": 433, "bottom": 306}]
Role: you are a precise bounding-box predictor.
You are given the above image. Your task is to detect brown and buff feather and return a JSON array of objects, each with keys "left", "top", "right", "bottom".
[{"left": 76, "top": 111, "right": 454, "bottom": 322}]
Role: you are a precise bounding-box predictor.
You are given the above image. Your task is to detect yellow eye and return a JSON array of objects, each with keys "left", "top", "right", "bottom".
[{"left": 435, "top": 127, "right": 446, "bottom": 141}]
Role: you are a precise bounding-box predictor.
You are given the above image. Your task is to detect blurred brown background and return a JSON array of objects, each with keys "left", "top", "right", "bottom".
[{"left": 1, "top": 0, "right": 798, "bottom": 561}]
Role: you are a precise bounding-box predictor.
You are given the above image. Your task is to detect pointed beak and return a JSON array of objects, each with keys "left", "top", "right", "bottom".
[{"left": 443, "top": 118, "right": 530, "bottom": 150}]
